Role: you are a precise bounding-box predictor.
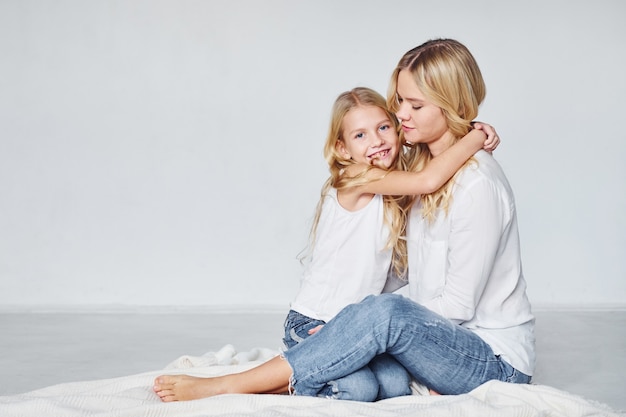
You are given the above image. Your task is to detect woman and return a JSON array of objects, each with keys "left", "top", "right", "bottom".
[{"left": 153, "top": 38, "right": 532, "bottom": 401}]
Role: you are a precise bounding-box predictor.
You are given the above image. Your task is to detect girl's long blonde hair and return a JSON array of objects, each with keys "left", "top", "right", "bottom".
[
  {"left": 387, "top": 38, "right": 486, "bottom": 221},
  {"left": 304, "top": 87, "right": 408, "bottom": 278}
]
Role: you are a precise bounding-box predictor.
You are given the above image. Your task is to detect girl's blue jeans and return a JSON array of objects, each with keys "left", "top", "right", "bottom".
[
  {"left": 283, "top": 294, "right": 531, "bottom": 397},
  {"left": 283, "top": 309, "right": 411, "bottom": 401}
]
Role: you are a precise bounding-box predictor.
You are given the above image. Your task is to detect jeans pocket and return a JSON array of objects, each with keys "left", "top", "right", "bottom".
[{"left": 283, "top": 310, "right": 325, "bottom": 349}]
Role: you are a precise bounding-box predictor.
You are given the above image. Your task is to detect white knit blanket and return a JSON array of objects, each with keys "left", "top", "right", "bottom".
[{"left": 0, "top": 345, "right": 622, "bottom": 417}]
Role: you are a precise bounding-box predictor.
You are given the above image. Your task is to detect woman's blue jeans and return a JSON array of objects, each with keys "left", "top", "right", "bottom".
[
  {"left": 283, "top": 294, "right": 531, "bottom": 397},
  {"left": 283, "top": 309, "right": 411, "bottom": 401}
]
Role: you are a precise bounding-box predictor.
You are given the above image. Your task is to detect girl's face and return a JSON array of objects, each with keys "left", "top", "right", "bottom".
[
  {"left": 395, "top": 69, "right": 452, "bottom": 156},
  {"left": 337, "top": 105, "right": 399, "bottom": 169}
]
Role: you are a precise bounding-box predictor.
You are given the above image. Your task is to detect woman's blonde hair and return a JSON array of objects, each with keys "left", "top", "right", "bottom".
[
  {"left": 387, "top": 38, "right": 486, "bottom": 220},
  {"left": 305, "top": 87, "right": 408, "bottom": 278}
]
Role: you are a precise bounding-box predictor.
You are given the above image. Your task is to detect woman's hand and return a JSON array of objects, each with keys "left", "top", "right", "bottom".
[{"left": 472, "top": 122, "right": 500, "bottom": 153}]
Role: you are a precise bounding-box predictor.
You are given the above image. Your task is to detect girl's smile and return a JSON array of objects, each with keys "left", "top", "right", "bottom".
[{"left": 368, "top": 148, "right": 391, "bottom": 163}]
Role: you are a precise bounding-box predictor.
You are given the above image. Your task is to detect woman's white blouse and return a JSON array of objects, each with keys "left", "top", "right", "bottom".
[{"left": 407, "top": 150, "right": 536, "bottom": 376}]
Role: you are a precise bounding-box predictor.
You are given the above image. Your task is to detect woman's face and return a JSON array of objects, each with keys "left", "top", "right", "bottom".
[
  {"left": 395, "top": 69, "right": 452, "bottom": 156},
  {"left": 337, "top": 105, "right": 399, "bottom": 169}
]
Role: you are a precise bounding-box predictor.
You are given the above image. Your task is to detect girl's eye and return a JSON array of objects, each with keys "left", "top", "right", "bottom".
[
  {"left": 379, "top": 124, "right": 390, "bottom": 132},
  {"left": 355, "top": 133, "right": 364, "bottom": 140},
  {"left": 412, "top": 106, "right": 422, "bottom": 110}
]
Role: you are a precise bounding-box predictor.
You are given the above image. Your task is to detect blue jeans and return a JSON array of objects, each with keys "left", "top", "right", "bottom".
[
  {"left": 283, "top": 309, "right": 411, "bottom": 401},
  {"left": 283, "top": 294, "right": 531, "bottom": 397}
]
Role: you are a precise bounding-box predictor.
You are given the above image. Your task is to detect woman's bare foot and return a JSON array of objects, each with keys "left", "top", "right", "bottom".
[{"left": 153, "top": 374, "right": 230, "bottom": 402}]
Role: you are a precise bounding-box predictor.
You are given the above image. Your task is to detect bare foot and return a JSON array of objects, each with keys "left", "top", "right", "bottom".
[
  {"left": 153, "top": 356, "right": 293, "bottom": 401},
  {"left": 153, "top": 374, "right": 230, "bottom": 402}
]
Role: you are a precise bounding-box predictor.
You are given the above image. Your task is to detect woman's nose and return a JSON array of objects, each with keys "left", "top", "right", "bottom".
[{"left": 396, "top": 103, "right": 410, "bottom": 121}]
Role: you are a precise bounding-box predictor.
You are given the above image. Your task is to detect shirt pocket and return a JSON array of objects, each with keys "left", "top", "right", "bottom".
[{"left": 414, "top": 240, "right": 447, "bottom": 298}]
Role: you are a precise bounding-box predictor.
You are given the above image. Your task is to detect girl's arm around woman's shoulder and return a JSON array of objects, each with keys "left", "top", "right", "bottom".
[{"left": 347, "top": 129, "right": 487, "bottom": 196}]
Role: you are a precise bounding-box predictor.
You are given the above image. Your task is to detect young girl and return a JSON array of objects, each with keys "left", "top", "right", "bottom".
[{"left": 153, "top": 85, "right": 497, "bottom": 402}]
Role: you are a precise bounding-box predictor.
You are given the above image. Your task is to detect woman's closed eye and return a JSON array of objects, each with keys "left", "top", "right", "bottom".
[{"left": 397, "top": 95, "right": 422, "bottom": 110}]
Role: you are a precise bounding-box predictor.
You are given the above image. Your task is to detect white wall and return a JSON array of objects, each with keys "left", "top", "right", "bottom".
[{"left": 1, "top": 0, "right": 624, "bottom": 311}]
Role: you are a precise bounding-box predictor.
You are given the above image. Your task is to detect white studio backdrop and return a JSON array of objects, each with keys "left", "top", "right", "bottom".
[{"left": 0, "top": 0, "right": 624, "bottom": 311}]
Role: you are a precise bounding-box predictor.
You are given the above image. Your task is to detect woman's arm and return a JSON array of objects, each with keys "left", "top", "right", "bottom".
[{"left": 350, "top": 128, "right": 486, "bottom": 196}]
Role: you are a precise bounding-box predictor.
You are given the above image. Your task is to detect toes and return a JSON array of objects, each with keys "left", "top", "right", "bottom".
[
  {"left": 153, "top": 376, "right": 177, "bottom": 396},
  {"left": 152, "top": 375, "right": 190, "bottom": 402},
  {"left": 154, "top": 382, "right": 176, "bottom": 392},
  {"left": 155, "top": 375, "right": 173, "bottom": 384},
  {"left": 162, "top": 395, "right": 178, "bottom": 403},
  {"left": 154, "top": 375, "right": 178, "bottom": 388},
  {"left": 156, "top": 389, "right": 177, "bottom": 401}
]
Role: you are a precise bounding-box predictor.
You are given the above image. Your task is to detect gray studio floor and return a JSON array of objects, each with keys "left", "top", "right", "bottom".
[{"left": 0, "top": 309, "right": 624, "bottom": 412}]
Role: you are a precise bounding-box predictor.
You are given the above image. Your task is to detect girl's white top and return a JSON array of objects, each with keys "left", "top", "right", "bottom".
[
  {"left": 291, "top": 188, "right": 392, "bottom": 322},
  {"left": 407, "top": 150, "right": 536, "bottom": 376}
]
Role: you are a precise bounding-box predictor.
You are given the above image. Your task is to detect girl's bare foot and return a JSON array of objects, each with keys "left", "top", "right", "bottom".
[
  {"left": 153, "top": 356, "right": 293, "bottom": 402},
  {"left": 153, "top": 375, "right": 229, "bottom": 402}
]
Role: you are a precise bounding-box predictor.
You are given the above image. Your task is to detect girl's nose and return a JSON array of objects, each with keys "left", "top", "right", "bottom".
[{"left": 371, "top": 134, "right": 384, "bottom": 147}]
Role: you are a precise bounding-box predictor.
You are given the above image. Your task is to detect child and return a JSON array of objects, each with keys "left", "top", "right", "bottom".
[{"left": 153, "top": 86, "right": 497, "bottom": 402}]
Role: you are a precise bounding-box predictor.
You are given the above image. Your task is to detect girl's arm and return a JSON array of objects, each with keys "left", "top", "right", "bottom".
[
  {"left": 350, "top": 128, "right": 486, "bottom": 196},
  {"left": 473, "top": 122, "right": 499, "bottom": 152}
]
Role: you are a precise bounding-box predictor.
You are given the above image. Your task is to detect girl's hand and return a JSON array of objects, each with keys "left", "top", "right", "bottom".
[
  {"left": 308, "top": 324, "right": 324, "bottom": 335},
  {"left": 472, "top": 121, "right": 500, "bottom": 153}
]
